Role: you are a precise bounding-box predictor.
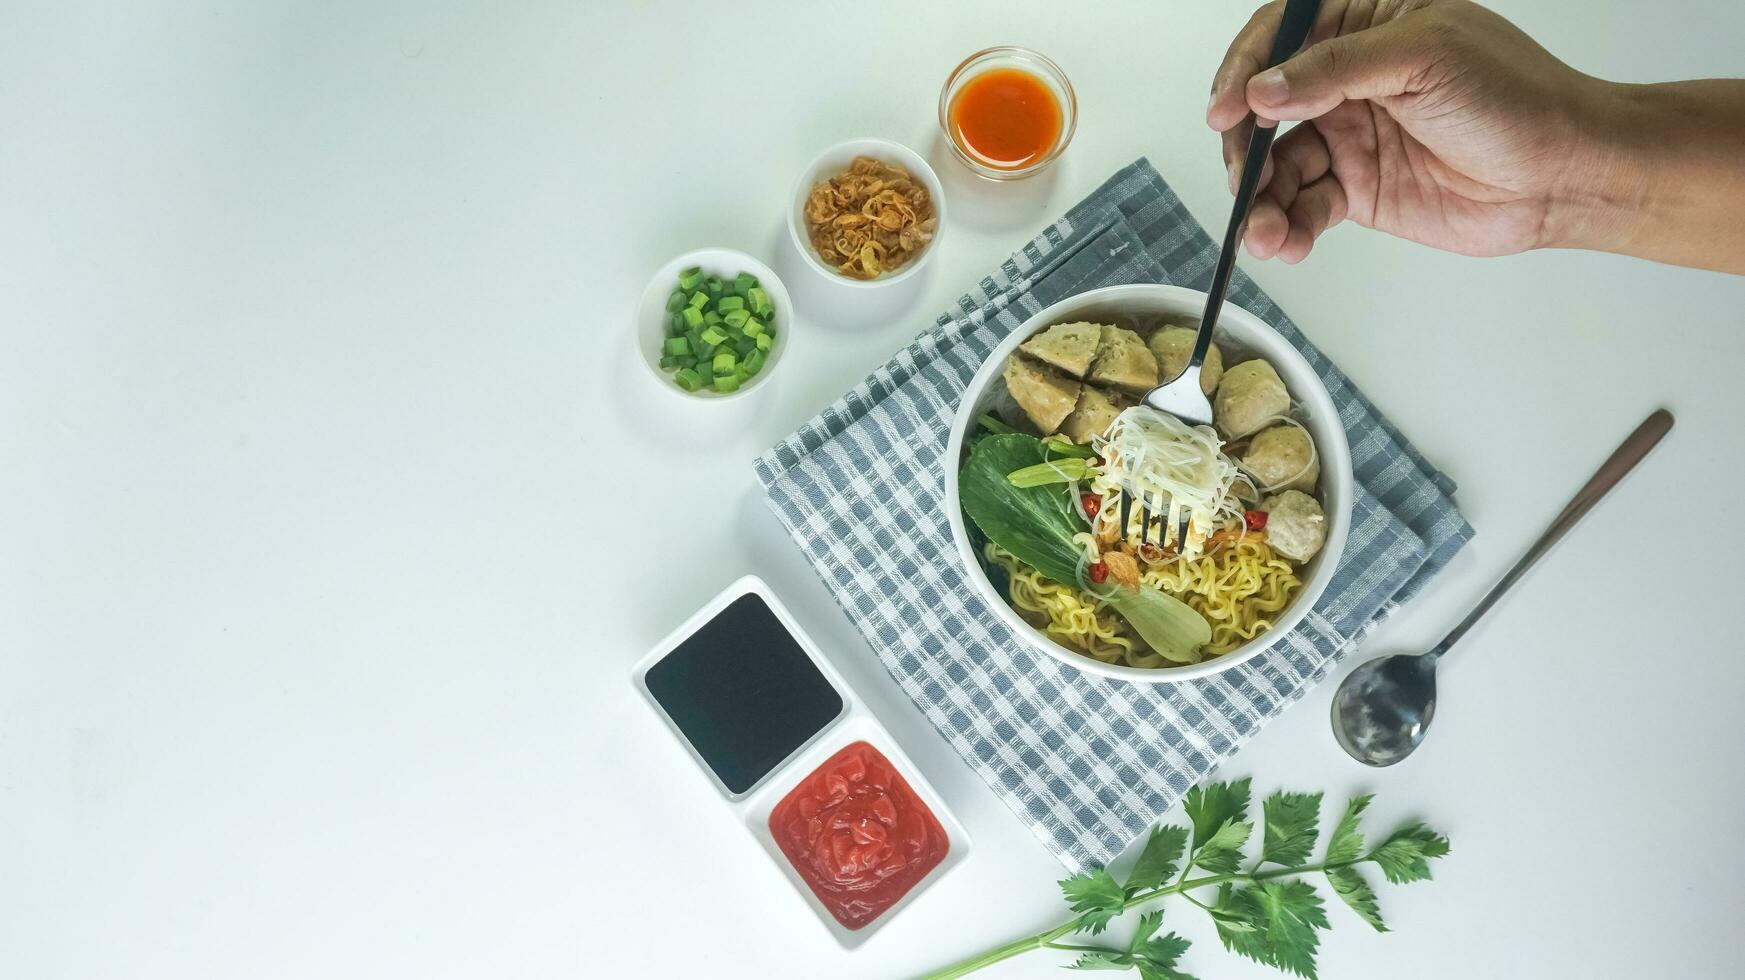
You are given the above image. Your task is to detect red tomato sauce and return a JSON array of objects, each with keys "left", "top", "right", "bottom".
[
  {"left": 767, "top": 741, "right": 950, "bottom": 929},
  {"left": 947, "top": 67, "right": 1063, "bottom": 171}
]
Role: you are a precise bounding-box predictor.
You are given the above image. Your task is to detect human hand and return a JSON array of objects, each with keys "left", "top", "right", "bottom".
[{"left": 1208, "top": 0, "right": 1602, "bottom": 263}]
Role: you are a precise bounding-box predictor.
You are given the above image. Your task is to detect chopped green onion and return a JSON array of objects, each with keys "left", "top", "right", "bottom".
[
  {"left": 654, "top": 267, "right": 778, "bottom": 393},
  {"left": 978, "top": 413, "right": 1015, "bottom": 435},
  {"left": 1006, "top": 457, "right": 1099, "bottom": 488},
  {"left": 1042, "top": 439, "right": 1097, "bottom": 459},
  {"left": 748, "top": 287, "right": 772, "bottom": 317}
]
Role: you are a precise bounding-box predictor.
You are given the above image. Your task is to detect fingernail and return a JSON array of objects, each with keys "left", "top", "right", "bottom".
[
  {"left": 1206, "top": 88, "right": 1218, "bottom": 120},
  {"left": 1226, "top": 161, "right": 1238, "bottom": 194},
  {"left": 1251, "top": 68, "right": 1289, "bottom": 105}
]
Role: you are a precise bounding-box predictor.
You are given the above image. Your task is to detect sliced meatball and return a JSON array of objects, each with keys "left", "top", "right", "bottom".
[
  {"left": 1213, "top": 359, "right": 1290, "bottom": 439},
  {"left": 1019, "top": 321, "right": 1102, "bottom": 379},
  {"left": 1261, "top": 490, "right": 1327, "bottom": 563},
  {"left": 1058, "top": 384, "right": 1130, "bottom": 443},
  {"left": 1004, "top": 354, "right": 1081, "bottom": 434},
  {"left": 1147, "top": 326, "right": 1224, "bottom": 396},
  {"left": 1241, "top": 424, "right": 1319, "bottom": 493},
  {"left": 1087, "top": 325, "right": 1159, "bottom": 393}
]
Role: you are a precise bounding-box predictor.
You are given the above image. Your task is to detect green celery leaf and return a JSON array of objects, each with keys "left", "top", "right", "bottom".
[
  {"left": 1210, "top": 885, "right": 1277, "bottom": 968},
  {"left": 1060, "top": 868, "right": 1126, "bottom": 935},
  {"left": 1129, "top": 909, "right": 1165, "bottom": 949},
  {"left": 1369, "top": 823, "right": 1451, "bottom": 884},
  {"left": 1261, "top": 791, "right": 1323, "bottom": 868},
  {"left": 1323, "top": 794, "right": 1373, "bottom": 865},
  {"left": 1183, "top": 779, "right": 1252, "bottom": 852},
  {"left": 1137, "top": 962, "right": 1199, "bottom": 980},
  {"left": 1134, "top": 932, "right": 1191, "bottom": 968},
  {"left": 1069, "top": 951, "right": 1133, "bottom": 971},
  {"left": 1251, "top": 879, "right": 1330, "bottom": 979},
  {"left": 1325, "top": 866, "right": 1388, "bottom": 932},
  {"left": 1193, "top": 819, "right": 1252, "bottom": 874},
  {"left": 1125, "top": 825, "right": 1190, "bottom": 894}
]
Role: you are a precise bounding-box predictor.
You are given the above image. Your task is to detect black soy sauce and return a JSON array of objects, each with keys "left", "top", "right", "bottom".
[{"left": 644, "top": 593, "right": 844, "bottom": 795}]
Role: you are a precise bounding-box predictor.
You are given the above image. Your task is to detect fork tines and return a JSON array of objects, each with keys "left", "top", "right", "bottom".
[{"left": 1119, "top": 486, "right": 1168, "bottom": 548}]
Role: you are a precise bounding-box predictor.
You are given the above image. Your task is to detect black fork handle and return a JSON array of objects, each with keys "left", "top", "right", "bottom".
[{"left": 1190, "top": 0, "right": 1323, "bottom": 373}]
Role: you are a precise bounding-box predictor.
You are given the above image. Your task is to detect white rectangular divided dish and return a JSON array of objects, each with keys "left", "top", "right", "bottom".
[{"left": 631, "top": 575, "right": 971, "bottom": 948}]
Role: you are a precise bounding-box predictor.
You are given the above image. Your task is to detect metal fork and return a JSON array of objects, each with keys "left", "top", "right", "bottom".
[{"left": 1117, "top": 0, "right": 1322, "bottom": 553}]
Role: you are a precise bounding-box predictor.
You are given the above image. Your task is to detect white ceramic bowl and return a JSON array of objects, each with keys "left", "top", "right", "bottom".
[
  {"left": 636, "top": 247, "right": 792, "bottom": 401},
  {"left": 943, "top": 284, "right": 1354, "bottom": 684},
  {"left": 788, "top": 138, "right": 945, "bottom": 288}
]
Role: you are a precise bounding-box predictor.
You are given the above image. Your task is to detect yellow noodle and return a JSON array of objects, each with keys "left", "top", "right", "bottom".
[
  {"left": 1142, "top": 536, "right": 1303, "bottom": 655},
  {"left": 983, "top": 536, "right": 1303, "bottom": 666},
  {"left": 984, "top": 544, "right": 1131, "bottom": 663}
]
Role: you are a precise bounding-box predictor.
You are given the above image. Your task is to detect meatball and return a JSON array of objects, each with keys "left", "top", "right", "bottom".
[
  {"left": 1019, "top": 321, "right": 1101, "bottom": 379},
  {"left": 1241, "top": 424, "right": 1319, "bottom": 493},
  {"left": 1147, "top": 326, "right": 1224, "bottom": 396},
  {"left": 1058, "top": 385, "right": 1129, "bottom": 443},
  {"left": 1087, "top": 325, "right": 1158, "bottom": 393},
  {"left": 1214, "top": 359, "right": 1290, "bottom": 439},
  {"left": 1261, "top": 490, "right": 1327, "bottom": 563},
  {"left": 1004, "top": 354, "right": 1080, "bottom": 434}
]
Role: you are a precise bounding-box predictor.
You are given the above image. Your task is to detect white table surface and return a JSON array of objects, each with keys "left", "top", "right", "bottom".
[{"left": 4, "top": 2, "right": 1743, "bottom": 977}]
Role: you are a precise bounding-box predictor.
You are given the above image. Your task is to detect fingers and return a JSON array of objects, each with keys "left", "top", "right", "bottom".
[
  {"left": 1221, "top": 118, "right": 1276, "bottom": 193},
  {"left": 1246, "top": 17, "right": 1437, "bottom": 122},
  {"left": 1209, "top": 1, "right": 1285, "bottom": 132},
  {"left": 1242, "top": 125, "right": 1345, "bottom": 261},
  {"left": 1277, "top": 177, "right": 1350, "bottom": 263},
  {"left": 1261, "top": 123, "right": 1332, "bottom": 197}
]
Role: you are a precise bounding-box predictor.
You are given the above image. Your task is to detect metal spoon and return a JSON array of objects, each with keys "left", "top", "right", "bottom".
[{"left": 1331, "top": 408, "right": 1674, "bottom": 766}]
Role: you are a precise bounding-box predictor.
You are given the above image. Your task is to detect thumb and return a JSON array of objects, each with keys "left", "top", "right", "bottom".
[{"left": 1246, "top": 18, "right": 1437, "bottom": 121}]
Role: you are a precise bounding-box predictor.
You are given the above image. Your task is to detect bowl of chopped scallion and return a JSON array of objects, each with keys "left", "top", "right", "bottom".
[{"left": 637, "top": 247, "right": 791, "bottom": 399}]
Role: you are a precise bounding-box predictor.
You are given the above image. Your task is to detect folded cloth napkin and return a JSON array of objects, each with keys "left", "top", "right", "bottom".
[{"left": 754, "top": 159, "right": 1473, "bottom": 872}]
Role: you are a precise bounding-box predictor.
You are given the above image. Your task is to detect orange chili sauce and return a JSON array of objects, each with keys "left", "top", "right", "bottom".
[{"left": 947, "top": 67, "right": 1063, "bottom": 171}]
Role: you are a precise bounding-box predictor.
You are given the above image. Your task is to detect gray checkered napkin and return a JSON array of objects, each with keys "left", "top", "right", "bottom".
[{"left": 753, "top": 159, "right": 1473, "bottom": 872}]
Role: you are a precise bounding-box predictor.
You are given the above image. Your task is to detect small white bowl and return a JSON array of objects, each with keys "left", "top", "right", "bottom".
[
  {"left": 788, "top": 138, "right": 945, "bottom": 288},
  {"left": 636, "top": 247, "right": 792, "bottom": 401},
  {"left": 943, "top": 284, "right": 1354, "bottom": 684}
]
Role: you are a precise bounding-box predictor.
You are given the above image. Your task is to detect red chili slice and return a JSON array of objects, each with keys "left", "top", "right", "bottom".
[
  {"left": 1245, "top": 509, "right": 1268, "bottom": 531},
  {"left": 1081, "top": 494, "right": 1101, "bottom": 518},
  {"left": 1089, "top": 562, "right": 1109, "bottom": 584}
]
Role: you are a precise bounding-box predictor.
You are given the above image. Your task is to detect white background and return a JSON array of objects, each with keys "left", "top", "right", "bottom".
[{"left": 4, "top": 2, "right": 1744, "bottom": 978}]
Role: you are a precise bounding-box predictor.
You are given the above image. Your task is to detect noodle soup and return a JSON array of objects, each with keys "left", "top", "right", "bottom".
[{"left": 945, "top": 284, "right": 1351, "bottom": 682}]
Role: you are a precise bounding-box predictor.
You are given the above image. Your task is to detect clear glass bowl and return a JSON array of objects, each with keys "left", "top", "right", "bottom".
[{"left": 938, "top": 46, "right": 1077, "bottom": 181}]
